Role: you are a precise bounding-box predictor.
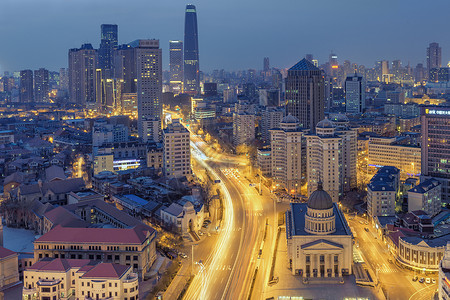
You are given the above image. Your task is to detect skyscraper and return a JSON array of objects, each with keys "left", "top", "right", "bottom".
[
  {"left": 130, "top": 40, "right": 162, "bottom": 142},
  {"left": 345, "top": 73, "right": 365, "bottom": 114},
  {"left": 427, "top": 42, "right": 442, "bottom": 77},
  {"left": 169, "top": 41, "right": 183, "bottom": 93},
  {"left": 263, "top": 57, "right": 270, "bottom": 72},
  {"left": 19, "top": 70, "right": 34, "bottom": 103},
  {"left": 34, "top": 68, "right": 49, "bottom": 103},
  {"left": 184, "top": 4, "right": 200, "bottom": 95},
  {"left": 113, "top": 44, "right": 136, "bottom": 94},
  {"left": 421, "top": 106, "right": 450, "bottom": 204},
  {"left": 285, "top": 58, "right": 325, "bottom": 131},
  {"left": 99, "top": 24, "right": 118, "bottom": 78},
  {"left": 68, "top": 44, "right": 97, "bottom": 105}
]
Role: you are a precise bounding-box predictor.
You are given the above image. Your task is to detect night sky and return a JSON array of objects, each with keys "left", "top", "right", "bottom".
[{"left": 0, "top": 0, "right": 449, "bottom": 73}]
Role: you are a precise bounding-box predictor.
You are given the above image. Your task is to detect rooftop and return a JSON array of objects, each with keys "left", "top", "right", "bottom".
[
  {"left": 81, "top": 263, "right": 130, "bottom": 279},
  {"left": 289, "top": 58, "right": 320, "bottom": 71}
]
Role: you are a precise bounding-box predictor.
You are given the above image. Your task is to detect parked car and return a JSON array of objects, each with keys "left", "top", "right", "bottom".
[
  {"left": 180, "top": 253, "right": 187, "bottom": 259},
  {"left": 419, "top": 278, "right": 425, "bottom": 283},
  {"left": 412, "top": 276, "right": 418, "bottom": 282},
  {"left": 432, "top": 278, "right": 436, "bottom": 284},
  {"left": 198, "top": 231, "right": 203, "bottom": 236},
  {"left": 364, "top": 228, "right": 369, "bottom": 232},
  {"left": 425, "top": 278, "right": 431, "bottom": 284}
]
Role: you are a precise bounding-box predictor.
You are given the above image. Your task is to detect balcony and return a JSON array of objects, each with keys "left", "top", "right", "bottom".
[
  {"left": 123, "top": 272, "right": 139, "bottom": 283},
  {"left": 22, "top": 286, "right": 37, "bottom": 295}
]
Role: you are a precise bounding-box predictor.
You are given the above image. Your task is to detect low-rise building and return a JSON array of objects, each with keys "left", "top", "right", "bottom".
[
  {"left": 367, "top": 166, "right": 400, "bottom": 219},
  {"left": 161, "top": 196, "right": 204, "bottom": 234},
  {"left": 439, "top": 242, "right": 450, "bottom": 300},
  {"left": 0, "top": 247, "right": 19, "bottom": 292},
  {"left": 22, "top": 258, "right": 138, "bottom": 300},
  {"left": 257, "top": 149, "right": 271, "bottom": 177}
]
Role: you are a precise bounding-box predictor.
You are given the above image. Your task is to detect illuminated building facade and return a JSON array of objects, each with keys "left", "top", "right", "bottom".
[
  {"left": 98, "top": 24, "right": 118, "bottom": 78},
  {"left": 163, "top": 119, "right": 191, "bottom": 178},
  {"left": 20, "top": 69, "right": 34, "bottom": 103},
  {"left": 184, "top": 4, "right": 200, "bottom": 94},
  {"left": 421, "top": 106, "right": 450, "bottom": 204},
  {"left": 285, "top": 58, "right": 325, "bottom": 132},
  {"left": 408, "top": 178, "right": 442, "bottom": 216},
  {"left": 233, "top": 112, "right": 255, "bottom": 147},
  {"left": 427, "top": 42, "right": 442, "bottom": 77},
  {"left": 169, "top": 40, "right": 183, "bottom": 93},
  {"left": 439, "top": 242, "right": 450, "bottom": 300},
  {"left": 345, "top": 73, "right": 365, "bottom": 114},
  {"left": 367, "top": 166, "right": 399, "bottom": 218}
]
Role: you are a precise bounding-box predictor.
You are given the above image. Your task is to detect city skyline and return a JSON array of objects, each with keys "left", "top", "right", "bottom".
[{"left": 1, "top": 0, "right": 450, "bottom": 73}]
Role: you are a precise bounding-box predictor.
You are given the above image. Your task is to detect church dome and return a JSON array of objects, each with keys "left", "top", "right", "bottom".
[
  {"left": 316, "top": 117, "right": 336, "bottom": 129},
  {"left": 307, "top": 182, "right": 333, "bottom": 210}
]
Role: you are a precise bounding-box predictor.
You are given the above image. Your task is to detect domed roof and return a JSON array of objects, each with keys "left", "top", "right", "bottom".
[
  {"left": 331, "top": 113, "right": 349, "bottom": 123},
  {"left": 307, "top": 182, "right": 333, "bottom": 210},
  {"left": 281, "top": 114, "right": 299, "bottom": 124},
  {"left": 316, "top": 117, "right": 336, "bottom": 129}
]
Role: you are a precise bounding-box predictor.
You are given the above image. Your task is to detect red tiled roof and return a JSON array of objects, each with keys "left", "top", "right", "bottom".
[
  {"left": 81, "top": 263, "right": 130, "bottom": 279},
  {"left": 35, "top": 225, "right": 153, "bottom": 245},
  {"left": 28, "top": 258, "right": 91, "bottom": 272},
  {"left": 43, "top": 206, "right": 88, "bottom": 228},
  {"left": 0, "top": 246, "right": 16, "bottom": 259}
]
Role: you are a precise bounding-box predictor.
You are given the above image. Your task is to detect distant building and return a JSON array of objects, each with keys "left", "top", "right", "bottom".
[
  {"left": 286, "top": 58, "right": 325, "bottom": 132},
  {"left": 98, "top": 24, "right": 118, "bottom": 78},
  {"left": 68, "top": 44, "right": 97, "bottom": 105},
  {"left": 345, "top": 73, "right": 365, "bottom": 114},
  {"left": 421, "top": 106, "right": 450, "bottom": 204},
  {"left": 263, "top": 57, "right": 270, "bottom": 72},
  {"left": 427, "top": 42, "right": 442, "bottom": 77},
  {"left": 257, "top": 149, "right": 271, "bottom": 177},
  {"left": 203, "top": 82, "right": 217, "bottom": 97},
  {"left": 384, "top": 103, "right": 419, "bottom": 118},
  {"left": 270, "top": 115, "right": 303, "bottom": 194},
  {"left": 260, "top": 107, "right": 284, "bottom": 143},
  {"left": 20, "top": 70, "right": 34, "bottom": 103},
  {"left": 408, "top": 178, "right": 442, "bottom": 216},
  {"left": 163, "top": 119, "right": 191, "bottom": 178},
  {"left": 34, "top": 68, "right": 49, "bottom": 103},
  {"left": 169, "top": 40, "right": 183, "bottom": 93},
  {"left": 184, "top": 4, "right": 200, "bottom": 94},
  {"left": 22, "top": 259, "right": 138, "bottom": 300},
  {"left": 286, "top": 184, "right": 353, "bottom": 279}
]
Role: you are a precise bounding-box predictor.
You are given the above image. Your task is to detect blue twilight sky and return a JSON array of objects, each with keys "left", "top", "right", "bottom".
[{"left": 0, "top": 0, "right": 449, "bottom": 73}]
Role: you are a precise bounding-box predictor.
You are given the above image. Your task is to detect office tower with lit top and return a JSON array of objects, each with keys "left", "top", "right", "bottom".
[
  {"left": 169, "top": 40, "right": 183, "bottom": 93},
  {"left": 19, "top": 70, "right": 34, "bottom": 103},
  {"left": 184, "top": 4, "right": 200, "bottom": 95},
  {"left": 34, "top": 68, "right": 49, "bottom": 103},
  {"left": 345, "top": 73, "right": 365, "bottom": 114},
  {"left": 68, "top": 44, "right": 97, "bottom": 106},
  {"left": 285, "top": 58, "right": 325, "bottom": 132},
  {"left": 421, "top": 106, "right": 450, "bottom": 204},
  {"left": 99, "top": 24, "right": 118, "bottom": 78},
  {"left": 427, "top": 42, "right": 442, "bottom": 78},
  {"left": 130, "top": 40, "right": 162, "bottom": 142}
]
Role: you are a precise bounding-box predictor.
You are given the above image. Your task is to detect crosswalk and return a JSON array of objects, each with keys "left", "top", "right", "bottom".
[{"left": 377, "top": 263, "right": 398, "bottom": 274}]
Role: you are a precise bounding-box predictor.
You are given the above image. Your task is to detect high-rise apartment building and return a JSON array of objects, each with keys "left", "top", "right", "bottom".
[
  {"left": 233, "top": 112, "right": 255, "bottom": 147},
  {"left": 19, "top": 70, "right": 34, "bottom": 103},
  {"left": 34, "top": 68, "right": 49, "bottom": 103},
  {"left": 169, "top": 41, "right": 183, "bottom": 93},
  {"left": 68, "top": 44, "right": 97, "bottom": 105},
  {"left": 421, "top": 106, "right": 450, "bottom": 204},
  {"left": 307, "top": 118, "right": 343, "bottom": 203},
  {"left": 367, "top": 166, "right": 399, "bottom": 218},
  {"left": 270, "top": 115, "right": 303, "bottom": 194},
  {"left": 345, "top": 73, "right": 365, "bottom": 114},
  {"left": 285, "top": 58, "right": 325, "bottom": 132},
  {"left": 184, "top": 5, "right": 200, "bottom": 94},
  {"left": 260, "top": 107, "right": 284, "bottom": 143},
  {"left": 113, "top": 44, "right": 136, "bottom": 94},
  {"left": 129, "top": 40, "right": 162, "bottom": 142},
  {"left": 99, "top": 24, "right": 118, "bottom": 78},
  {"left": 427, "top": 42, "right": 442, "bottom": 77},
  {"left": 59, "top": 68, "right": 69, "bottom": 94},
  {"left": 163, "top": 119, "right": 191, "bottom": 178}
]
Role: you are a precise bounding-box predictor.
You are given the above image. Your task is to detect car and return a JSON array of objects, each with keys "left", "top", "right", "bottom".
[
  {"left": 412, "top": 276, "right": 418, "bottom": 282},
  {"left": 359, "top": 221, "right": 364, "bottom": 224},
  {"left": 180, "top": 253, "right": 187, "bottom": 259},
  {"left": 364, "top": 228, "right": 369, "bottom": 232},
  {"left": 432, "top": 278, "right": 436, "bottom": 284},
  {"left": 198, "top": 231, "right": 203, "bottom": 236},
  {"left": 425, "top": 278, "right": 431, "bottom": 284},
  {"left": 419, "top": 278, "right": 425, "bottom": 283}
]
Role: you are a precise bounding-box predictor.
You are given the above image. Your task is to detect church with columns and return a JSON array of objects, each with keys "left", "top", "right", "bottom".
[{"left": 286, "top": 183, "right": 353, "bottom": 281}]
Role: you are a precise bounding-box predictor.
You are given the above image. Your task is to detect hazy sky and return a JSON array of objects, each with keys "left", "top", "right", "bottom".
[{"left": 0, "top": 0, "right": 449, "bottom": 73}]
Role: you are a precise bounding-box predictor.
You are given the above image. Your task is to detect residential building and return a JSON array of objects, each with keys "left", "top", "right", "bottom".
[
  {"left": 257, "top": 149, "right": 271, "bottom": 177},
  {"left": 169, "top": 40, "right": 183, "bottom": 93},
  {"left": 20, "top": 70, "right": 34, "bottom": 103},
  {"left": 68, "top": 44, "right": 97, "bottom": 105},
  {"left": 22, "top": 259, "right": 138, "bottom": 300},
  {"left": 427, "top": 42, "right": 442, "bottom": 77},
  {"left": 270, "top": 114, "right": 303, "bottom": 194},
  {"left": 367, "top": 166, "right": 400, "bottom": 219},
  {"left": 421, "top": 106, "right": 450, "bottom": 204},
  {"left": 260, "top": 107, "right": 284, "bottom": 143},
  {"left": 0, "top": 247, "right": 19, "bottom": 291},
  {"left": 233, "top": 112, "right": 255, "bottom": 147},
  {"left": 163, "top": 119, "right": 191, "bottom": 178},
  {"left": 285, "top": 58, "right": 325, "bottom": 132},
  {"left": 184, "top": 4, "right": 200, "bottom": 94},
  {"left": 408, "top": 178, "right": 442, "bottom": 216},
  {"left": 345, "top": 73, "right": 365, "bottom": 114},
  {"left": 34, "top": 68, "right": 49, "bottom": 103},
  {"left": 94, "top": 151, "right": 114, "bottom": 175},
  {"left": 286, "top": 184, "right": 353, "bottom": 279}
]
